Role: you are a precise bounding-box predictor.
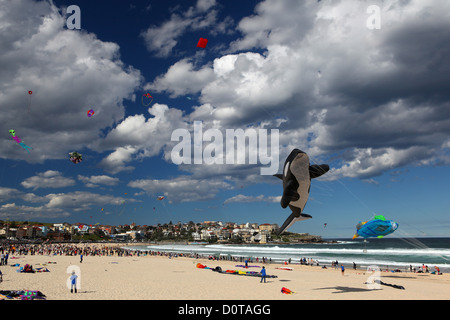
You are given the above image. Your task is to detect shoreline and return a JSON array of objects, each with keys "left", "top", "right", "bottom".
[{"left": 122, "top": 242, "right": 449, "bottom": 274}]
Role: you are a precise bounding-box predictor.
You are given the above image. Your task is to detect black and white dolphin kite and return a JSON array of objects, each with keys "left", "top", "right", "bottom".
[{"left": 274, "top": 149, "right": 329, "bottom": 235}]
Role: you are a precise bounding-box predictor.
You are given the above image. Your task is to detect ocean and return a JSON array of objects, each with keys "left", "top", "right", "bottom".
[{"left": 124, "top": 237, "right": 450, "bottom": 272}]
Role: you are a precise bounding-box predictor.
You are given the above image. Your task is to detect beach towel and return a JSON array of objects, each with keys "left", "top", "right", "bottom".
[{"left": 276, "top": 267, "right": 293, "bottom": 271}]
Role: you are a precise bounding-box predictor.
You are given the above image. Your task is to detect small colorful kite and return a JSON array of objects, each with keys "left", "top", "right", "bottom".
[
  {"left": 157, "top": 196, "right": 165, "bottom": 200},
  {"left": 197, "top": 38, "right": 208, "bottom": 48},
  {"left": 69, "top": 151, "right": 82, "bottom": 164},
  {"left": 9, "top": 130, "right": 32, "bottom": 153},
  {"left": 142, "top": 93, "right": 153, "bottom": 106},
  {"left": 87, "top": 109, "right": 95, "bottom": 117},
  {"left": 281, "top": 287, "right": 296, "bottom": 295}
]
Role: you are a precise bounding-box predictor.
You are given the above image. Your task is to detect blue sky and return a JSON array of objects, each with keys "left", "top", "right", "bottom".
[{"left": 0, "top": 0, "right": 449, "bottom": 238}]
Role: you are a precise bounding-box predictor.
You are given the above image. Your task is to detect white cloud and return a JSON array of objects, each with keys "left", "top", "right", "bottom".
[
  {"left": 44, "top": 191, "right": 131, "bottom": 211},
  {"left": 98, "top": 146, "right": 138, "bottom": 175},
  {"left": 0, "top": 0, "right": 142, "bottom": 163},
  {"left": 149, "top": 0, "right": 450, "bottom": 181},
  {"left": 77, "top": 175, "right": 119, "bottom": 188},
  {"left": 148, "top": 59, "right": 215, "bottom": 97},
  {"left": 128, "top": 176, "right": 233, "bottom": 203},
  {"left": 97, "top": 103, "right": 188, "bottom": 174},
  {"left": 223, "top": 194, "right": 280, "bottom": 205},
  {"left": 21, "top": 170, "right": 76, "bottom": 190},
  {"left": 324, "top": 146, "right": 434, "bottom": 181}
]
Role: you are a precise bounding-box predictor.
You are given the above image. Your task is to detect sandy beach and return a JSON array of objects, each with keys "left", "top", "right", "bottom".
[{"left": 1, "top": 243, "right": 449, "bottom": 301}]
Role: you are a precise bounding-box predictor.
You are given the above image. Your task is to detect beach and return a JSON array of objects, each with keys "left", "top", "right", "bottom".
[{"left": 1, "top": 243, "right": 449, "bottom": 301}]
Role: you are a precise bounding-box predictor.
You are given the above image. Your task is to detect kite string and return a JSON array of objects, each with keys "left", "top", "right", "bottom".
[
  {"left": 27, "top": 93, "right": 32, "bottom": 113},
  {"left": 141, "top": 94, "right": 153, "bottom": 107},
  {"left": 392, "top": 229, "right": 450, "bottom": 262},
  {"left": 308, "top": 155, "right": 376, "bottom": 220},
  {"left": 307, "top": 152, "right": 449, "bottom": 265}
]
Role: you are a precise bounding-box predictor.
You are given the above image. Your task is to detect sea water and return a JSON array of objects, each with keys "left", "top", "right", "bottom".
[{"left": 125, "top": 237, "right": 450, "bottom": 272}]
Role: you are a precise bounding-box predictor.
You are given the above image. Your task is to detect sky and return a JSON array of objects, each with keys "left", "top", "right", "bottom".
[{"left": 0, "top": 0, "right": 449, "bottom": 238}]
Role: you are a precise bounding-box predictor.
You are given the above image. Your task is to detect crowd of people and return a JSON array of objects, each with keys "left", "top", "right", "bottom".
[{"left": 0, "top": 242, "right": 137, "bottom": 258}]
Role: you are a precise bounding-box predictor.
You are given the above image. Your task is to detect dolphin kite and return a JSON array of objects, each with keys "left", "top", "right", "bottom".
[{"left": 274, "top": 149, "right": 329, "bottom": 234}]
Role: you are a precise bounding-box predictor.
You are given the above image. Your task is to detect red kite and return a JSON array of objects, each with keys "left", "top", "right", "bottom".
[{"left": 197, "top": 38, "right": 208, "bottom": 48}]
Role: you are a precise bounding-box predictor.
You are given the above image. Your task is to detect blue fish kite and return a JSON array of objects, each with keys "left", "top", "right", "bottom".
[{"left": 352, "top": 215, "right": 398, "bottom": 239}]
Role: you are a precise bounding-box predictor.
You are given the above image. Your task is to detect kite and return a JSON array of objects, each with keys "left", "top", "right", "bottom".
[
  {"left": 281, "top": 287, "right": 296, "bottom": 294},
  {"left": 196, "top": 263, "right": 277, "bottom": 278},
  {"left": 9, "top": 130, "right": 32, "bottom": 153},
  {"left": 197, "top": 38, "right": 208, "bottom": 48},
  {"left": 324, "top": 223, "right": 327, "bottom": 228},
  {"left": 276, "top": 267, "right": 293, "bottom": 271},
  {"left": 142, "top": 93, "right": 153, "bottom": 106},
  {"left": 157, "top": 196, "right": 165, "bottom": 200},
  {"left": 69, "top": 151, "right": 82, "bottom": 164},
  {"left": 87, "top": 109, "right": 95, "bottom": 117},
  {"left": 274, "top": 149, "right": 329, "bottom": 234},
  {"left": 352, "top": 215, "right": 398, "bottom": 239}
]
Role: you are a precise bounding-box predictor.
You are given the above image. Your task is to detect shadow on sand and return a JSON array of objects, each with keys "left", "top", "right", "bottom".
[{"left": 313, "top": 286, "right": 378, "bottom": 294}]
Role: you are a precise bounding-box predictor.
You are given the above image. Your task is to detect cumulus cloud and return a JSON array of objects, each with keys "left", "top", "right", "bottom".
[
  {"left": 97, "top": 103, "right": 187, "bottom": 174},
  {"left": 128, "top": 176, "right": 233, "bottom": 203},
  {"left": 44, "top": 191, "right": 131, "bottom": 212},
  {"left": 149, "top": 0, "right": 450, "bottom": 180},
  {"left": 0, "top": 0, "right": 142, "bottom": 163},
  {"left": 0, "top": 187, "right": 45, "bottom": 204},
  {"left": 147, "top": 59, "right": 215, "bottom": 97},
  {"left": 223, "top": 194, "right": 280, "bottom": 204},
  {"left": 77, "top": 175, "right": 120, "bottom": 188},
  {"left": 2, "top": 0, "right": 449, "bottom": 220},
  {"left": 21, "top": 170, "right": 76, "bottom": 190}
]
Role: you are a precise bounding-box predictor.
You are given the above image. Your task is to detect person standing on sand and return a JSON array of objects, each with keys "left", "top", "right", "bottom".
[
  {"left": 260, "top": 266, "right": 266, "bottom": 283},
  {"left": 341, "top": 264, "right": 345, "bottom": 276},
  {"left": 70, "top": 271, "right": 78, "bottom": 293},
  {"left": 80, "top": 254, "right": 83, "bottom": 263}
]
